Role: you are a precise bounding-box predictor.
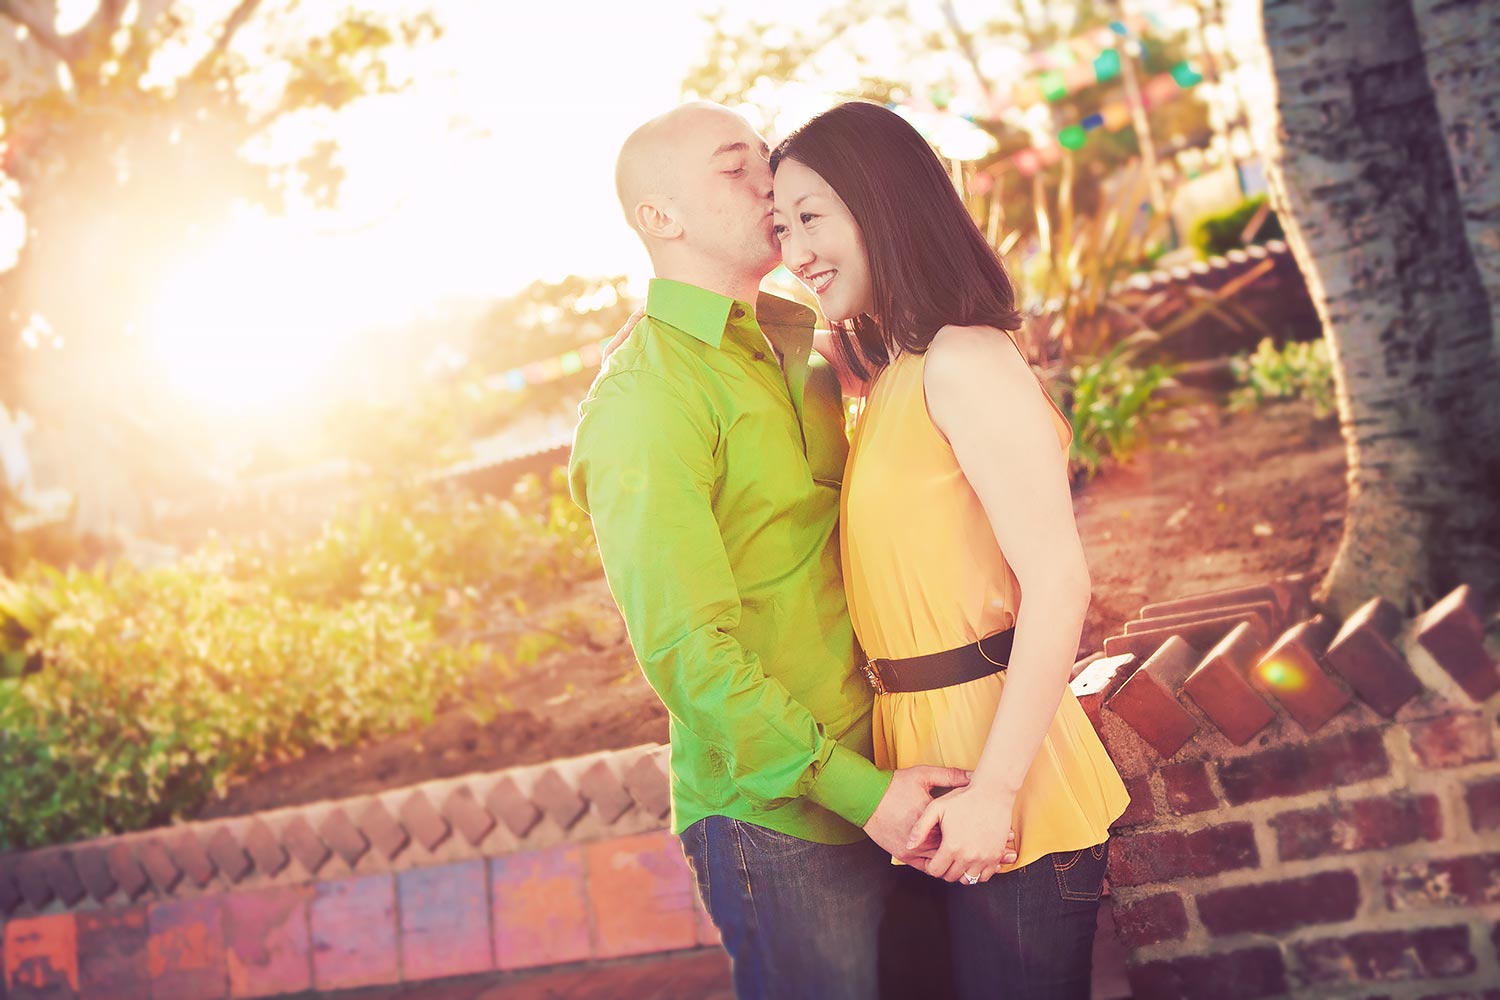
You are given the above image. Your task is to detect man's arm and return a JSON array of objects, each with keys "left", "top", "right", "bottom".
[{"left": 569, "top": 368, "right": 890, "bottom": 825}]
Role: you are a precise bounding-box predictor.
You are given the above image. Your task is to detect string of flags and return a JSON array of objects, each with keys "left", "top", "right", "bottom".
[
  {"left": 480, "top": 336, "right": 612, "bottom": 393},
  {"left": 891, "top": 10, "right": 1205, "bottom": 181}
]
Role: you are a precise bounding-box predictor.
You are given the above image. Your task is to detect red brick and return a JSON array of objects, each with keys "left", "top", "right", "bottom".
[
  {"left": 1407, "top": 712, "right": 1496, "bottom": 769},
  {"left": 242, "top": 819, "right": 289, "bottom": 878},
  {"left": 1140, "top": 582, "right": 1295, "bottom": 625},
  {"left": 1384, "top": 853, "right": 1500, "bottom": 911},
  {"left": 309, "top": 875, "right": 398, "bottom": 991},
  {"left": 137, "top": 837, "right": 183, "bottom": 894},
  {"left": 1273, "top": 795, "right": 1442, "bottom": 861},
  {"left": 1113, "top": 775, "right": 1156, "bottom": 828},
  {"left": 624, "top": 751, "right": 672, "bottom": 819},
  {"left": 222, "top": 886, "right": 313, "bottom": 999},
  {"left": 1417, "top": 585, "right": 1500, "bottom": 701},
  {"left": 1296, "top": 925, "right": 1475, "bottom": 984},
  {"left": 280, "top": 815, "right": 330, "bottom": 875},
  {"left": 39, "top": 851, "right": 86, "bottom": 909},
  {"left": 14, "top": 860, "right": 52, "bottom": 911},
  {"left": 1106, "top": 613, "right": 1269, "bottom": 663},
  {"left": 578, "top": 759, "right": 636, "bottom": 824},
  {"left": 77, "top": 907, "right": 148, "bottom": 1000},
  {"left": 485, "top": 775, "right": 544, "bottom": 838},
  {"left": 1126, "top": 600, "right": 1277, "bottom": 637},
  {"left": 319, "top": 808, "right": 371, "bottom": 868},
  {"left": 1111, "top": 892, "right": 1188, "bottom": 948},
  {"left": 171, "top": 830, "right": 217, "bottom": 888},
  {"left": 491, "top": 847, "right": 592, "bottom": 971},
  {"left": 147, "top": 896, "right": 227, "bottom": 1000},
  {"left": 104, "top": 843, "right": 149, "bottom": 901},
  {"left": 1127, "top": 945, "right": 1287, "bottom": 1000},
  {"left": 533, "top": 768, "right": 589, "bottom": 830},
  {"left": 398, "top": 791, "right": 451, "bottom": 852},
  {"left": 1198, "top": 870, "right": 1360, "bottom": 936},
  {"left": 398, "top": 860, "right": 492, "bottom": 981},
  {"left": 1162, "top": 760, "right": 1219, "bottom": 815},
  {"left": 442, "top": 786, "right": 496, "bottom": 847},
  {"left": 1107, "top": 822, "right": 1259, "bottom": 887},
  {"left": 1218, "top": 729, "right": 1390, "bottom": 805},
  {"left": 71, "top": 851, "right": 117, "bottom": 905},
  {"left": 586, "top": 831, "right": 699, "bottom": 959},
  {"left": 357, "top": 800, "right": 409, "bottom": 862},
  {"left": 1105, "top": 636, "right": 1200, "bottom": 758},
  {"left": 5, "top": 914, "right": 79, "bottom": 996},
  {"left": 206, "top": 827, "right": 253, "bottom": 885},
  {"left": 1069, "top": 653, "right": 1137, "bottom": 729},
  {"left": 1465, "top": 777, "right": 1500, "bottom": 833},
  {"left": 1252, "top": 617, "right": 1352, "bottom": 732},
  {"left": 1184, "top": 622, "right": 1278, "bottom": 744},
  {"left": 0, "top": 856, "right": 22, "bottom": 915},
  {"left": 1325, "top": 599, "right": 1423, "bottom": 716}
]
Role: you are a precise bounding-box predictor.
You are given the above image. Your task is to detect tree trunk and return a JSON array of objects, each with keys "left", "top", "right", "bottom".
[{"left": 1228, "top": 0, "right": 1500, "bottom": 617}]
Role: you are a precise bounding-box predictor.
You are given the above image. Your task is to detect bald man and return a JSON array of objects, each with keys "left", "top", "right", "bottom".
[{"left": 569, "top": 104, "right": 971, "bottom": 999}]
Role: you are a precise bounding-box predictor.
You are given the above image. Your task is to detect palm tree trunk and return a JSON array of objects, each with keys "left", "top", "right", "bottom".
[{"left": 1228, "top": 0, "right": 1500, "bottom": 616}]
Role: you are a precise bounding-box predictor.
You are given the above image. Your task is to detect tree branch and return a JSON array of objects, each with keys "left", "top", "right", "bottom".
[
  {"left": 192, "top": 0, "right": 263, "bottom": 77},
  {"left": 0, "top": 0, "right": 77, "bottom": 63}
]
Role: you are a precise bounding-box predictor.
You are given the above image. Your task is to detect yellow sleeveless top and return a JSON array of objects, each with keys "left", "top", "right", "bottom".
[{"left": 841, "top": 346, "right": 1129, "bottom": 872}]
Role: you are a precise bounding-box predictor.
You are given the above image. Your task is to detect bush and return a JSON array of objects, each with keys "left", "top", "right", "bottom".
[
  {"left": 1061, "top": 332, "right": 1180, "bottom": 482},
  {"left": 1229, "top": 336, "right": 1336, "bottom": 418},
  {"left": 0, "top": 470, "right": 603, "bottom": 850},
  {"left": 1189, "top": 194, "right": 1285, "bottom": 259}
]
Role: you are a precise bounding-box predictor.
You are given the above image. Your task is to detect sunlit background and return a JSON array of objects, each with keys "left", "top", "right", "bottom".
[{"left": 0, "top": 0, "right": 1268, "bottom": 552}]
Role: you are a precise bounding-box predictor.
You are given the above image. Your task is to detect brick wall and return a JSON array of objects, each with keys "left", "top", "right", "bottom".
[
  {"left": 0, "top": 744, "right": 724, "bottom": 998},
  {"left": 1077, "top": 578, "right": 1500, "bottom": 998}
]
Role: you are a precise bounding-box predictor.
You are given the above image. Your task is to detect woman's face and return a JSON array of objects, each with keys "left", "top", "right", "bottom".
[{"left": 772, "top": 158, "right": 874, "bottom": 322}]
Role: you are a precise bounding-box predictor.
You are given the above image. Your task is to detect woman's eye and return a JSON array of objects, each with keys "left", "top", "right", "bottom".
[
  {"left": 772, "top": 224, "right": 788, "bottom": 239},
  {"left": 800, "top": 212, "right": 817, "bottom": 224}
]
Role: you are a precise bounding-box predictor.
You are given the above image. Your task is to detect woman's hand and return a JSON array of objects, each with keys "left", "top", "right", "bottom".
[
  {"left": 603, "top": 308, "right": 645, "bottom": 361},
  {"left": 906, "top": 782, "right": 1019, "bottom": 884}
]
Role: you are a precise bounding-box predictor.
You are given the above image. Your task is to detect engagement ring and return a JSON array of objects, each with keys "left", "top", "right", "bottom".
[{"left": 963, "top": 872, "right": 980, "bottom": 885}]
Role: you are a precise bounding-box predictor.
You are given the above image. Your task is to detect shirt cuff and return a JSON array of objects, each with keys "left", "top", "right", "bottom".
[{"left": 807, "top": 742, "right": 893, "bottom": 828}]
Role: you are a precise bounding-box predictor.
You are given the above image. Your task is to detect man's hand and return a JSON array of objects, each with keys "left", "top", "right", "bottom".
[
  {"left": 865, "top": 766, "right": 1018, "bottom": 871},
  {"left": 603, "top": 307, "right": 645, "bottom": 362}
]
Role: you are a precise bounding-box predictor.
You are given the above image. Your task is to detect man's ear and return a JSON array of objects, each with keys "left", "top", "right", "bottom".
[{"left": 636, "top": 200, "right": 683, "bottom": 241}]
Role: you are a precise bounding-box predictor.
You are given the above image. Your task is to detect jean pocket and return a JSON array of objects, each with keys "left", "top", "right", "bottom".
[{"left": 1051, "top": 843, "right": 1107, "bottom": 902}]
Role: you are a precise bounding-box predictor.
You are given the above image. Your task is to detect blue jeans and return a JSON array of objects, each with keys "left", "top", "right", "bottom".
[
  {"left": 680, "top": 816, "right": 950, "bottom": 1000},
  {"left": 940, "top": 841, "right": 1109, "bottom": 1000}
]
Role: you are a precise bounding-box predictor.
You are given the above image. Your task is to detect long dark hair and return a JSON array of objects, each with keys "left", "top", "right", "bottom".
[{"left": 770, "top": 101, "right": 1022, "bottom": 381}]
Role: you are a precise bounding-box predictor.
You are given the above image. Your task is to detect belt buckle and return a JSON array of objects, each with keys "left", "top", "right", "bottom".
[{"left": 861, "top": 658, "right": 887, "bottom": 695}]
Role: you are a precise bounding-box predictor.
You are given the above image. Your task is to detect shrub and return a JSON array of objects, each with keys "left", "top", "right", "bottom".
[
  {"left": 1189, "top": 194, "right": 1285, "bottom": 259},
  {"left": 1229, "top": 336, "right": 1336, "bottom": 418}
]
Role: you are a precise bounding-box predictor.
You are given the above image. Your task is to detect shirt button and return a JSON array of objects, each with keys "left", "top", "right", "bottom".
[{"left": 753, "top": 351, "right": 766, "bottom": 361}]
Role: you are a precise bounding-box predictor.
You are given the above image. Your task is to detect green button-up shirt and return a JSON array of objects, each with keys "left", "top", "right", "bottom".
[{"left": 569, "top": 278, "right": 890, "bottom": 844}]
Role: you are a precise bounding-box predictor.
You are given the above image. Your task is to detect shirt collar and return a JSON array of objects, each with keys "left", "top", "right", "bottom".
[{"left": 645, "top": 278, "right": 815, "bottom": 349}]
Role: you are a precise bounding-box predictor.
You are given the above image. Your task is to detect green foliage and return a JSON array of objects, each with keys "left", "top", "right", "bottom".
[
  {"left": 1059, "top": 332, "right": 1179, "bottom": 481},
  {"left": 0, "top": 470, "right": 604, "bottom": 850},
  {"left": 1189, "top": 194, "right": 1285, "bottom": 258},
  {"left": 1229, "top": 337, "right": 1335, "bottom": 418}
]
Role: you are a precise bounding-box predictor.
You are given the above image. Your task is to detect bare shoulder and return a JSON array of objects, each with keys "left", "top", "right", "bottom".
[{"left": 924, "top": 324, "right": 1035, "bottom": 398}]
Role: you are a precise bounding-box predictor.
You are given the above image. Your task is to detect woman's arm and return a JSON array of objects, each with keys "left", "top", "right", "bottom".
[{"left": 906, "top": 323, "right": 1091, "bottom": 883}]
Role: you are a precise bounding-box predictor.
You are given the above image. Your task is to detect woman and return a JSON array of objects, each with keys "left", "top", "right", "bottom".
[{"left": 770, "top": 101, "right": 1130, "bottom": 998}]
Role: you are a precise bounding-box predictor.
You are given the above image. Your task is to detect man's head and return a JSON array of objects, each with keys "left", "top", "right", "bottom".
[{"left": 615, "top": 103, "right": 780, "bottom": 283}]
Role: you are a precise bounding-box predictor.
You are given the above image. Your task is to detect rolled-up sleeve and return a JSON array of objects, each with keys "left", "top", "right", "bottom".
[{"left": 569, "top": 369, "right": 889, "bottom": 825}]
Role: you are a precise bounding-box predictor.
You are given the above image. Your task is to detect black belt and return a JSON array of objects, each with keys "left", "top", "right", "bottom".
[{"left": 860, "top": 628, "right": 1015, "bottom": 695}]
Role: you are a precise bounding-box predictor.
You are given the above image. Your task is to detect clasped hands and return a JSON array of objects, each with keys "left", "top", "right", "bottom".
[{"left": 864, "top": 765, "right": 1019, "bottom": 884}]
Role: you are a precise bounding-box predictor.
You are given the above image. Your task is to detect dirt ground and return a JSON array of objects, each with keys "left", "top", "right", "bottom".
[{"left": 198, "top": 396, "right": 1347, "bottom": 820}]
